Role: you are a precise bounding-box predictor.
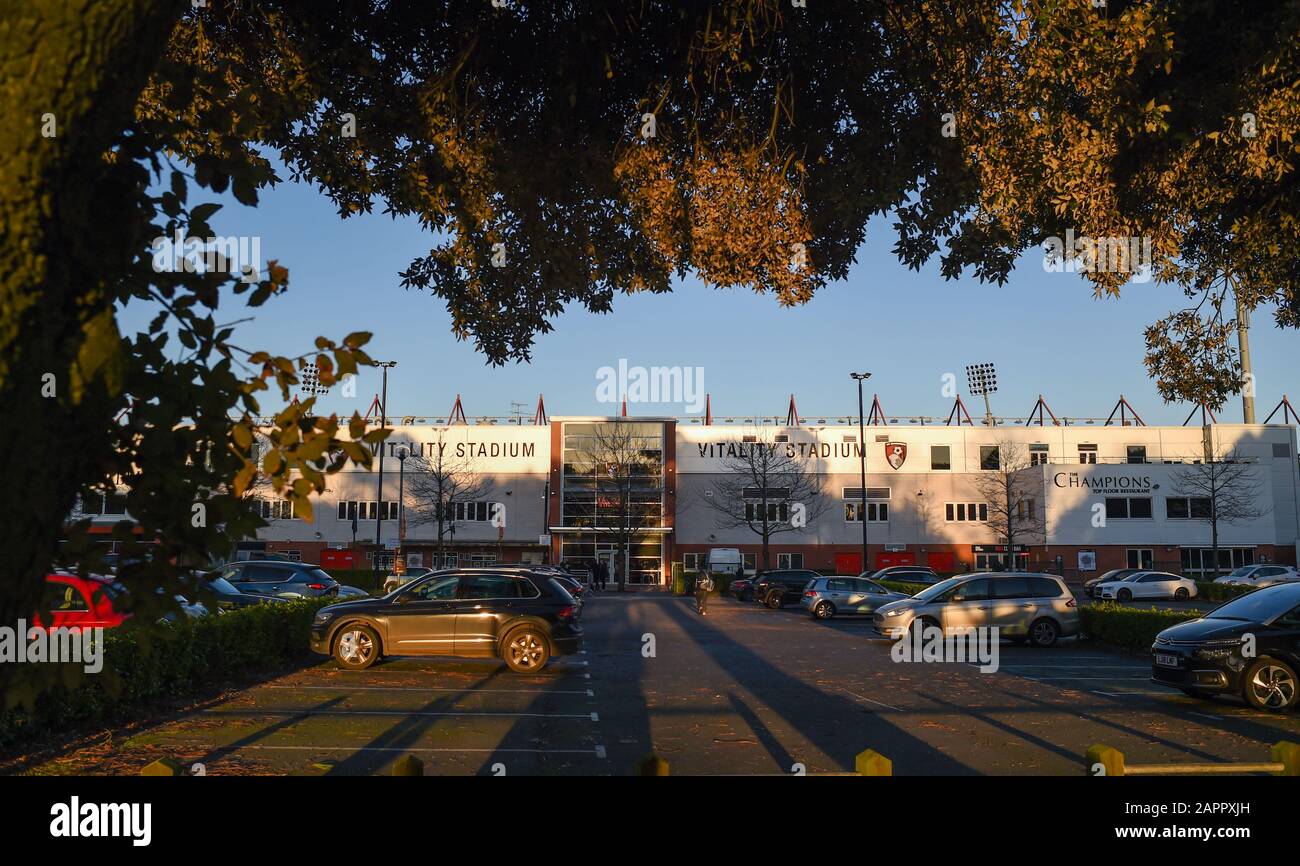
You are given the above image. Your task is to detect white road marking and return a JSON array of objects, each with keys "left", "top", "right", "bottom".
[
  {"left": 839, "top": 688, "right": 901, "bottom": 712},
  {"left": 208, "top": 744, "right": 604, "bottom": 755},
  {"left": 203, "top": 708, "right": 597, "bottom": 720},
  {"left": 1189, "top": 711, "right": 1223, "bottom": 721},
  {"left": 266, "top": 684, "right": 593, "bottom": 696}
]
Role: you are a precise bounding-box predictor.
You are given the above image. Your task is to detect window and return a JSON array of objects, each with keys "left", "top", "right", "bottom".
[
  {"left": 453, "top": 501, "right": 500, "bottom": 522},
  {"left": 683, "top": 553, "right": 700, "bottom": 570},
  {"left": 742, "top": 553, "right": 756, "bottom": 572},
  {"left": 337, "top": 500, "right": 398, "bottom": 521},
  {"left": 992, "top": 577, "right": 1032, "bottom": 599},
  {"left": 777, "top": 553, "right": 804, "bottom": 569},
  {"left": 745, "top": 502, "right": 789, "bottom": 522},
  {"left": 409, "top": 575, "right": 459, "bottom": 600},
  {"left": 774, "top": 434, "right": 789, "bottom": 443},
  {"left": 1016, "top": 499, "right": 1036, "bottom": 521},
  {"left": 1273, "top": 443, "right": 1291, "bottom": 458},
  {"left": 1166, "top": 497, "right": 1212, "bottom": 519},
  {"left": 931, "top": 445, "right": 951, "bottom": 471},
  {"left": 1028, "top": 576, "right": 1065, "bottom": 598},
  {"left": 842, "top": 487, "right": 891, "bottom": 500},
  {"left": 458, "top": 574, "right": 522, "bottom": 600},
  {"left": 45, "top": 581, "right": 89, "bottom": 611},
  {"left": 842, "top": 434, "right": 857, "bottom": 443},
  {"left": 948, "top": 578, "right": 990, "bottom": 601},
  {"left": 741, "top": 434, "right": 758, "bottom": 443},
  {"left": 253, "top": 498, "right": 298, "bottom": 520},
  {"left": 1029, "top": 444, "right": 1049, "bottom": 466},
  {"left": 1126, "top": 549, "right": 1154, "bottom": 569},
  {"left": 945, "top": 503, "right": 988, "bottom": 522},
  {"left": 980, "top": 446, "right": 1001, "bottom": 470},
  {"left": 82, "top": 492, "right": 128, "bottom": 515},
  {"left": 1105, "top": 497, "right": 1152, "bottom": 519},
  {"left": 1078, "top": 444, "right": 1098, "bottom": 464},
  {"left": 845, "top": 502, "right": 888, "bottom": 522},
  {"left": 1126, "top": 445, "right": 1148, "bottom": 464}
]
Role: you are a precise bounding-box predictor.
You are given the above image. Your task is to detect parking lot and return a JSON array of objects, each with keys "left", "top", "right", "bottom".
[{"left": 27, "top": 592, "right": 1300, "bottom": 775}]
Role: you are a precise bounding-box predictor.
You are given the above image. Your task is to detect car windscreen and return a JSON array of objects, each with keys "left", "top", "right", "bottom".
[
  {"left": 1205, "top": 585, "right": 1300, "bottom": 623},
  {"left": 207, "top": 576, "right": 239, "bottom": 595},
  {"left": 1226, "top": 566, "right": 1255, "bottom": 578}
]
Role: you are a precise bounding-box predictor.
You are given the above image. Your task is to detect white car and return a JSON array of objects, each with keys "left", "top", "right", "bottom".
[
  {"left": 1212, "top": 564, "right": 1300, "bottom": 588},
  {"left": 1097, "top": 571, "right": 1198, "bottom": 602}
]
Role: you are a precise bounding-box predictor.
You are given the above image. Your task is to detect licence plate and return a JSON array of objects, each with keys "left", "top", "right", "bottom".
[{"left": 1155, "top": 653, "right": 1178, "bottom": 668}]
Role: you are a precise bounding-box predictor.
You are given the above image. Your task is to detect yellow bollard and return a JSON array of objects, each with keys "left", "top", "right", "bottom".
[
  {"left": 854, "top": 749, "right": 892, "bottom": 776},
  {"left": 391, "top": 755, "right": 424, "bottom": 776},
  {"left": 1272, "top": 741, "right": 1300, "bottom": 776},
  {"left": 1086, "top": 743, "right": 1126, "bottom": 777},
  {"left": 140, "top": 757, "right": 186, "bottom": 777},
  {"left": 637, "top": 753, "right": 670, "bottom": 776}
]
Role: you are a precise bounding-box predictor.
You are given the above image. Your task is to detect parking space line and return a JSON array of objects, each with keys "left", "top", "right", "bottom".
[
  {"left": 839, "top": 688, "right": 901, "bottom": 712},
  {"left": 1189, "top": 711, "right": 1224, "bottom": 721},
  {"left": 1023, "top": 676, "right": 1150, "bottom": 681},
  {"left": 201, "top": 708, "right": 598, "bottom": 720},
  {"left": 204, "top": 744, "right": 606, "bottom": 756},
  {"left": 264, "top": 684, "right": 593, "bottom": 696}
]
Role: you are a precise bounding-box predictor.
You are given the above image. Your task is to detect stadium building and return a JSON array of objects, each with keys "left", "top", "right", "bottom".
[{"left": 230, "top": 395, "right": 1300, "bottom": 586}]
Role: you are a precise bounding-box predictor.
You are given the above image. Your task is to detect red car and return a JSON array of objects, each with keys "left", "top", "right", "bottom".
[{"left": 33, "top": 574, "right": 131, "bottom": 630}]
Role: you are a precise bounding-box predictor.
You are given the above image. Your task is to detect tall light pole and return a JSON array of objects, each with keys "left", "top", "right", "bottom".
[
  {"left": 373, "top": 361, "right": 396, "bottom": 577},
  {"left": 966, "top": 363, "right": 998, "bottom": 426},
  {"left": 395, "top": 446, "right": 408, "bottom": 575},
  {"left": 1228, "top": 273, "right": 1256, "bottom": 423},
  {"left": 851, "top": 372, "right": 872, "bottom": 575}
]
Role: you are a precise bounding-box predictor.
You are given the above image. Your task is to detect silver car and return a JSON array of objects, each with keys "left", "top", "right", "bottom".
[
  {"left": 802, "top": 576, "right": 909, "bottom": 620},
  {"left": 873, "top": 572, "right": 1079, "bottom": 647}
]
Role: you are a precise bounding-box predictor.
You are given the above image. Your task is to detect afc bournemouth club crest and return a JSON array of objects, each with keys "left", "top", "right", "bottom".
[{"left": 884, "top": 442, "right": 907, "bottom": 470}]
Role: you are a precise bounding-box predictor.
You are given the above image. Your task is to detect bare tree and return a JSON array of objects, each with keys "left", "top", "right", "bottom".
[
  {"left": 576, "top": 421, "right": 661, "bottom": 592},
  {"left": 969, "top": 440, "right": 1048, "bottom": 569},
  {"left": 699, "top": 427, "right": 829, "bottom": 572},
  {"left": 404, "top": 432, "right": 496, "bottom": 568},
  {"left": 1171, "top": 447, "right": 1268, "bottom": 579}
]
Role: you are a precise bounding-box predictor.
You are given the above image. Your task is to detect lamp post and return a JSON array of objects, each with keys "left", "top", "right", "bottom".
[
  {"left": 851, "top": 372, "right": 872, "bottom": 575},
  {"left": 395, "top": 446, "right": 408, "bottom": 575},
  {"left": 373, "top": 361, "right": 396, "bottom": 578}
]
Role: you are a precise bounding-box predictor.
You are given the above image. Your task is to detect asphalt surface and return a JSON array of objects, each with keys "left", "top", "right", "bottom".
[{"left": 28, "top": 592, "right": 1299, "bottom": 775}]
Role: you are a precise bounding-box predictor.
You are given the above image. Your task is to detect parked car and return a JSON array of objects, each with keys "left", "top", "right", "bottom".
[
  {"left": 705, "top": 548, "right": 744, "bottom": 579},
  {"left": 382, "top": 567, "right": 435, "bottom": 595},
  {"left": 1097, "top": 571, "right": 1198, "bottom": 602},
  {"left": 862, "top": 566, "right": 941, "bottom": 586},
  {"left": 1212, "top": 564, "right": 1300, "bottom": 588},
  {"left": 731, "top": 574, "right": 757, "bottom": 601},
  {"left": 751, "top": 569, "right": 820, "bottom": 609},
  {"left": 802, "top": 576, "right": 909, "bottom": 620},
  {"left": 874, "top": 572, "right": 1078, "bottom": 647},
  {"left": 33, "top": 573, "right": 131, "bottom": 630},
  {"left": 190, "top": 574, "right": 290, "bottom": 612},
  {"left": 1151, "top": 582, "right": 1300, "bottom": 711},
  {"left": 1083, "top": 568, "right": 1143, "bottom": 598},
  {"left": 210, "top": 560, "right": 340, "bottom": 598},
  {"left": 559, "top": 559, "right": 593, "bottom": 584},
  {"left": 310, "top": 568, "right": 583, "bottom": 672}
]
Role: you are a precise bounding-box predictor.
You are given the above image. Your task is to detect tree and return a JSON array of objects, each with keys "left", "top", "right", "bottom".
[
  {"left": 699, "top": 428, "right": 829, "bottom": 573},
  {"left": 576, "top": 422, "right": 660, "bottom": 592},
  {"left": 404, "top": 433, "right": 496, "bottom": 569},
  {"left": 969, "top": 441, "right": 1048, "bottom": 570},
  {"left": 1170, "top": 447, "right": 1269, "bottom": 579}
]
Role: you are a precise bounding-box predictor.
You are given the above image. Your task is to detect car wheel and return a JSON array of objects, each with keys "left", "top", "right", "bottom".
[
  {"left": 1174, "top": 587, "right": 1190, "bottom": 600},
  {"left": 503, "top": 627, "right": 550, "bottom": 673},
  {"left": 765, "top": 591, "right": 784, "bottom": 609},
  {"left": 1116, "top": 588, "right": 1132, "bottom": 602},
  {"left": 910, "top": 616, "right": 940, "bottom": 639},
  {"left": 1028, "top": 618, "right": 1060, "bottom": 648},
  {"left": 1242, "top": 657, "right": 1299, "bottom": 711},
  {"left": 333, "top": 624, "right": 380, "bottom": 670},
  {"left": 813, "top": 601, "right": 835, "bottom": 620}
]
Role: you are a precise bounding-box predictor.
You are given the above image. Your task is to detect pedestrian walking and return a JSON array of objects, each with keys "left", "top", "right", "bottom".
[
  {"left": 695, "top": 568, "right": 713, "bottom": 616},
  {"left": 598, "top": 559, "right": 609, "bottom": 590}
]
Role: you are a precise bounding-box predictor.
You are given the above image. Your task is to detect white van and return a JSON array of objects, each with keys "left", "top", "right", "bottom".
[{"left": 706, "top": 548, "right": 744, "bottom": 577}]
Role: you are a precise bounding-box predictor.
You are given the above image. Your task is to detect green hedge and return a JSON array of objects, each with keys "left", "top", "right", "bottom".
[
  {"left": 1078, "top": 602, "right": 1202, "bottom": 652},
  {"left": 1194, "top": 581, "right": 1252, "bottom": 603},
  {"left": 879, "top": 580, "right": 931, "bottom": 596},
  {"left": 0, "top": 597, "right": 333, "bottom": 750}
]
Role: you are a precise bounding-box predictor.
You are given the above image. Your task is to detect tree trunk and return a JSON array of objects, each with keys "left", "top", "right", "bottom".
[{"left": 0, "top": 0, "right": 182, "bottom": 624}]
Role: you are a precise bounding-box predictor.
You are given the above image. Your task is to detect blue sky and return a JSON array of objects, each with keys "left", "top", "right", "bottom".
[{"left": 122, "top": 158, "right": 1300, "bottom": 427}]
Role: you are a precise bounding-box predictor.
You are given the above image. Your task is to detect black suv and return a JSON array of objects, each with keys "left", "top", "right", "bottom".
[
  {"left": 1151, "top": 582, "right": 1300, "bottom": 711},
  {"left": 752, "top": 569, "right": 820, "bottom": 609},
  {"left": 310, "top": 568, "right": 584, "bottom": 672},
  {"left": 210, "top": 560, "right": 340, "bottom": 598}
]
